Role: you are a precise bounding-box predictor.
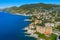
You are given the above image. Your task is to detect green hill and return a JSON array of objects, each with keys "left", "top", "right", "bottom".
[{"left": 2, "top": 3, "right": 60, "bottom": 14}]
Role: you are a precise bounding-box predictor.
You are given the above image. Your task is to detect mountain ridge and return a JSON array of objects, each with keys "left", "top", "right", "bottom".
[{"left": 2, "top": 3, "right": 60, "bottom": 14}]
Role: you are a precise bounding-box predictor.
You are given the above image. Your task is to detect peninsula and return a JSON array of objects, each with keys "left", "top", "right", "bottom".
[{"left": 1, "top": 3, "right": 60, "bottom": 40}]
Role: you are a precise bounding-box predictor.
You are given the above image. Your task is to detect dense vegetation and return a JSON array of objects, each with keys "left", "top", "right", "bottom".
[
  {"left": 2, "top": 3, "right": 60, "bottom": 14},
  {"left": 35, "top": 32, "right": 57, "bottom": 40}
]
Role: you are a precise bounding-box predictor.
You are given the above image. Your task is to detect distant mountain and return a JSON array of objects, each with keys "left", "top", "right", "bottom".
[
  {"left": 2, "top": 3, "right": 60, "bottom": 14},
  {"left": 0, "top": 8, "right": 2, "bottom": 11}
]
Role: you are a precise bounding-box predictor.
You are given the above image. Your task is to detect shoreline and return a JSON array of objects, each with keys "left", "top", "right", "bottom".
[
  {"left": 0, "top": 12, "right": 42, "bottom": 40},
  {"left": 15, "top": 13, "right": 30, "bottom": 16},
  {"left": 0, "top": 11, "right": 30, "bottom": 16},
  {"left": 24, "top": 27, "right": 39, "bottom": 39}
]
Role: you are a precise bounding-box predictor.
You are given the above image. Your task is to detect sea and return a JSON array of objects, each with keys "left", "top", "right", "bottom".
[{"left": 0, "top": 12, "right": 36, "bottom": 40}]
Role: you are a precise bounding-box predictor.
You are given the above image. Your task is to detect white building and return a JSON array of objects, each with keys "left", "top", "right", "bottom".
[
  {"left": 55, "top": 22, "right": 60, "bottom": 27},
  {"left": 45, "top": 23, "right": 54, "bottom": 27}
]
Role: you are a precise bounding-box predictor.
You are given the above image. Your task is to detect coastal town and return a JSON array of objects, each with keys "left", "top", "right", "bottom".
[
  {"left": 0, "top": 0, "right": 60, "bottom": 40},
  {"left": 24, "top": 8, "right": 60, "bottom": 40},
  {"left": 1, "top": 3, "right": 60, "bottom": 40}
]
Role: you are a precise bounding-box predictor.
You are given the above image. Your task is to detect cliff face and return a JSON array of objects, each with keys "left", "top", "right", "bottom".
[{"left": 2, "top": 3, "right": 60, "bottom": 14}]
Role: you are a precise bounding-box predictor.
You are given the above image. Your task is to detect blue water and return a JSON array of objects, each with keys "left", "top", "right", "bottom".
[{"left": 0, "top": 12, "right": 36, "bottom": 40}]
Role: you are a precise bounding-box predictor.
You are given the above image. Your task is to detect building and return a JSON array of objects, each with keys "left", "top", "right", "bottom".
[
  {"left": 36, "top": 26, "right": 45, "bottom": 34},
  {"left": 55, "top": 22, "right": 60, "bottom": 27},
  {"left": 34, "top": 20, "right": 39, "bottom": 25},
  {"left": 45, "top": 23, "right": 54, "bottom": 27},
  {"left": 44, "top": 27, "right": 52, "bottom": 35},
  {"left": 29, "top": 23, "right": 35, "bottom": 29},
  {"left": 36, "top": 26, "right": 52, "bottom": 35}
]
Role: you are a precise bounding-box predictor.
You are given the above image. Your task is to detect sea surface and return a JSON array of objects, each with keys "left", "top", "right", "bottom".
[{"left": 0, "top": 12, "right": 36, "bottom": 40}]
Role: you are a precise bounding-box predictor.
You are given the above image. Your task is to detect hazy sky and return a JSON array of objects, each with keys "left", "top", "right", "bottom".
[{"left": 0, "top": 0, "right": 60, "bottom": 8}]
